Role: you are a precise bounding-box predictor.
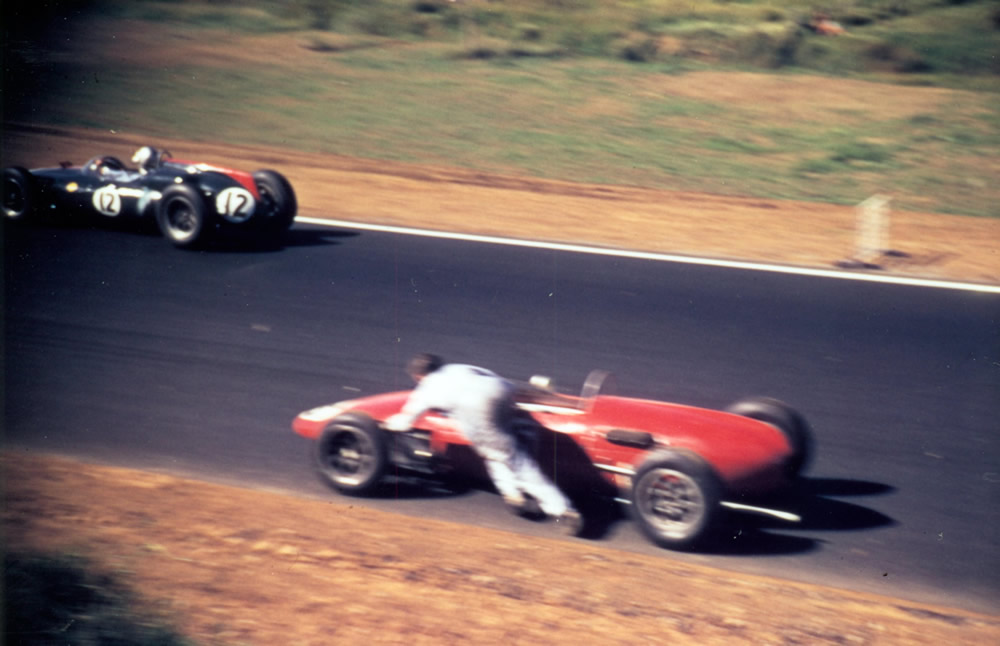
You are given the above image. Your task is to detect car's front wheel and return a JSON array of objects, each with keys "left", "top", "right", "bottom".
[
  {"left": 252, "top": 169, "right": 296, "bottom": 239},
  {"left": 631, "top": 450, "right": 722, "bottom": 550},
  {"left": 156, "top": 184, "right": 209, "bottom": 248},
  {"left": 313, "top": 413, "right": 388, "bottom": 495},
  {"left": 3, "top": 167, "right": 37, "bottom": 222}
]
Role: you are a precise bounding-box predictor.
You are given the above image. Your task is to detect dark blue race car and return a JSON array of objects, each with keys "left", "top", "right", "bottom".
[{"left": 3, "top": 146, "right": 297, "bottom": 248}]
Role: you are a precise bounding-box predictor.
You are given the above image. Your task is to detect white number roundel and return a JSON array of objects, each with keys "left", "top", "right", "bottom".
[
  {"left": 92, "top": 185, "right": 122, "bottom": 216},
  {"left": 216, "top": 187, "right": 256, "bottom": 223}
]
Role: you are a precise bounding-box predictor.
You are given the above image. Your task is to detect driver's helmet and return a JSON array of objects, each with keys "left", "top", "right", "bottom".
[{"left": 131, "top": 146, "right": 160, "bottom": 172}]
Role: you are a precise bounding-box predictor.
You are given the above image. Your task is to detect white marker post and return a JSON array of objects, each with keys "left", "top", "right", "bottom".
[{"left": 854, "top": 193, "right": 891, "bottom": 267}]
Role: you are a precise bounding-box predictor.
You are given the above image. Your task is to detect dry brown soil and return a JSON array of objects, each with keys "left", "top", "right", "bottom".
[
  {"left": 3, "top": 119, "right": 1000, "bottom": 644},
  {"left": 4, "top": 453, "right": 999, "bottom": 646}
]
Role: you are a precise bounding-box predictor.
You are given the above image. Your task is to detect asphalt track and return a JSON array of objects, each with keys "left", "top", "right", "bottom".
[{"left": 3, "top": 219, "right": 998, "bottom": 614}]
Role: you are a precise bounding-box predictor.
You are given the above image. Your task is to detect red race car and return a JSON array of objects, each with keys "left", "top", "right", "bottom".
[{"left": 292, "top": 370, "right": 812, "bottom": 550}]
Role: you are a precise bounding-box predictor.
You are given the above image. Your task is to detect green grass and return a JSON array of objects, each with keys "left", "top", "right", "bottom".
[{"left": 2, "top": 0, "right": 998, "bottom": 217}]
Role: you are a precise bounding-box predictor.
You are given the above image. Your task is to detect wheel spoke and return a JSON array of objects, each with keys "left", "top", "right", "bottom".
[
  {"left": 326, "top": 431, "right": 373, "bottom": 478},
  {"left": 314, "top": 418, "right": 384, "bottom": 493},
  {"left": 639, "top": 468, "right": 705, "bottom": 534},
  {"left": 167, "top": 202, "right": 195, "bottom": 235}
]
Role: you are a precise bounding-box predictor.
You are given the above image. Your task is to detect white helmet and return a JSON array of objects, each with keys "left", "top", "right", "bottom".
[{"left": 131, "top": 146, "right": 159, "bottom": 172}]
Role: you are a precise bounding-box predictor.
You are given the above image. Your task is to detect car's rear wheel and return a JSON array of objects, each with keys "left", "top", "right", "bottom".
[
  {"left": 252, "top": 169, "right": 296, "bottom": 238},
  {"left": 725, "top": 397, "right": 813, "bottom": 477},
  {"left": 156, "top": 184, "right": 209, "bottom": 248},
  {"left": 3, "top": 167, "right": 37, "bottom": 222},
  {"left": 631, "top": 450, "right": 722, "bottom": 550},
  {"left": 313, "top": 413, "right": 387, "bottom": 495}
]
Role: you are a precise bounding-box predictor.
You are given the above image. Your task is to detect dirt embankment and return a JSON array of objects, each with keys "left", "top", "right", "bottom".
[
  {"left": 3, "top": 123, "right": 998, "bottom": 284},
  {"left": 4, "top": 453, "right": 999, "bottom": 645}
]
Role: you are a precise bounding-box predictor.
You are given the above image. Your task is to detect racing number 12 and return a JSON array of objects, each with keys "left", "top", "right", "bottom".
[
  {"left": 92, "top": 185, "right": 122, "bottom": 217},
  {"left": 216, "top": 187, "right": 255, "bottom": 223},
  {"left": 223, "top": 191, "right": 248, "bottom": 216}
]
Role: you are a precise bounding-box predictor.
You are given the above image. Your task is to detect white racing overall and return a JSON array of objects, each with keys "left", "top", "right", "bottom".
[{"left": 386, "top": 364, "right": 573, "bottom": 517}]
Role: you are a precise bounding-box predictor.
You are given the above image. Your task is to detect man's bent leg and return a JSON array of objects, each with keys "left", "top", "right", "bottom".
[
  {"left": 484, "top": 459, "right": 526, "bottom": 508},
  {"left": 510, "top": 451, "right": 572, "bottom": 518}
]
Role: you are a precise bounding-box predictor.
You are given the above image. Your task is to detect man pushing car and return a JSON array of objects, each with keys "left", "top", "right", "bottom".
[{"left": 385, "top": 353, "right": 583, "bottom": 535}]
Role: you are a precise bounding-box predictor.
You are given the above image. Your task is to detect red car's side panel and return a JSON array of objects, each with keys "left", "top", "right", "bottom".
[{"left": 584, "top": 396, "right": 793, "bottom": 485}]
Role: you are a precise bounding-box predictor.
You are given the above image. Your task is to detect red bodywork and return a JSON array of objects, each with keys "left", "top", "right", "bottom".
[
  {"left": 293, "top": 384, "right": 794, "bottom": 498},
  {"left": 170, "top": 159, "right": 261, "bottom": 198}
]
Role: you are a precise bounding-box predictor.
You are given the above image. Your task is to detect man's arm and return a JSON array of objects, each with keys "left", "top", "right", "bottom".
[{"left": 384, "top": 384, "right": 434, "bottom": 432}]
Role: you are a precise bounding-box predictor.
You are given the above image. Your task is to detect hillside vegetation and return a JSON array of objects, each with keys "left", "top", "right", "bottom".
[
  {"left": 2, "top": 0, "right": 998, "bottom": 217},
  {"left": 26, "top": 0, "right": 999, "bottom": 74}
]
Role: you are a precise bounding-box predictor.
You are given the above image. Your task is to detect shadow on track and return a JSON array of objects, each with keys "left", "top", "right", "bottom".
[
  {"left": 3, "top": 218, "right": 360, "bottom": 253},
  {"left": 282, "top": 226, "right": 360, "bottom": 248},
  {"left": 366, "top": 473, "right": 478, "bottom": 501},
  {"left": 200, "top": 226, "right": 360, "bottom": 253},
  {"left": 744, "top": 477, "right": 897, "bottom": 534},
  {"left": 698, "top": 476, "right": 898, "bottom": 555}
]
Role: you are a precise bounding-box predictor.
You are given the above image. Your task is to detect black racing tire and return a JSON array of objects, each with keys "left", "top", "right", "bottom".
[
  {"left": 252, "top": 169, "right": 297, "bottom": 238},
  {"left": 3, "top": 167, "right": 37, "bottom": 222},
  {"left": 725, "top": 397, "right": 813, "bottom": 478},
  {"left": 156, "top": 183, "right": 209, "bottom": 248},
  {"left": 631, "top": 450, "right": 723, "bottom": 550},
  {"left": 313, "top": 412, "right": 388, "bottom": 495}
]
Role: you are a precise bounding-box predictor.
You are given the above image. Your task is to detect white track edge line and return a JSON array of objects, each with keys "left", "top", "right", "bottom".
[{"left": 297, "top": 217, "right": 1000, "bottom": 294}]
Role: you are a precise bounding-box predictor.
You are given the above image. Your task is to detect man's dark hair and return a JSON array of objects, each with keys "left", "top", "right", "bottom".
[{"left": 407, "top": 353, "right": 444, "bottom": 378}]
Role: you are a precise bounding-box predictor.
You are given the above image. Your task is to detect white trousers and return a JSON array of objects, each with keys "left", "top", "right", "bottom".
[
  {"left": 483, "top": 448, "right": 573, "bottom": 517},
  {"left": 450, "top": 376, "right": 572, "bottom": 517}
]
